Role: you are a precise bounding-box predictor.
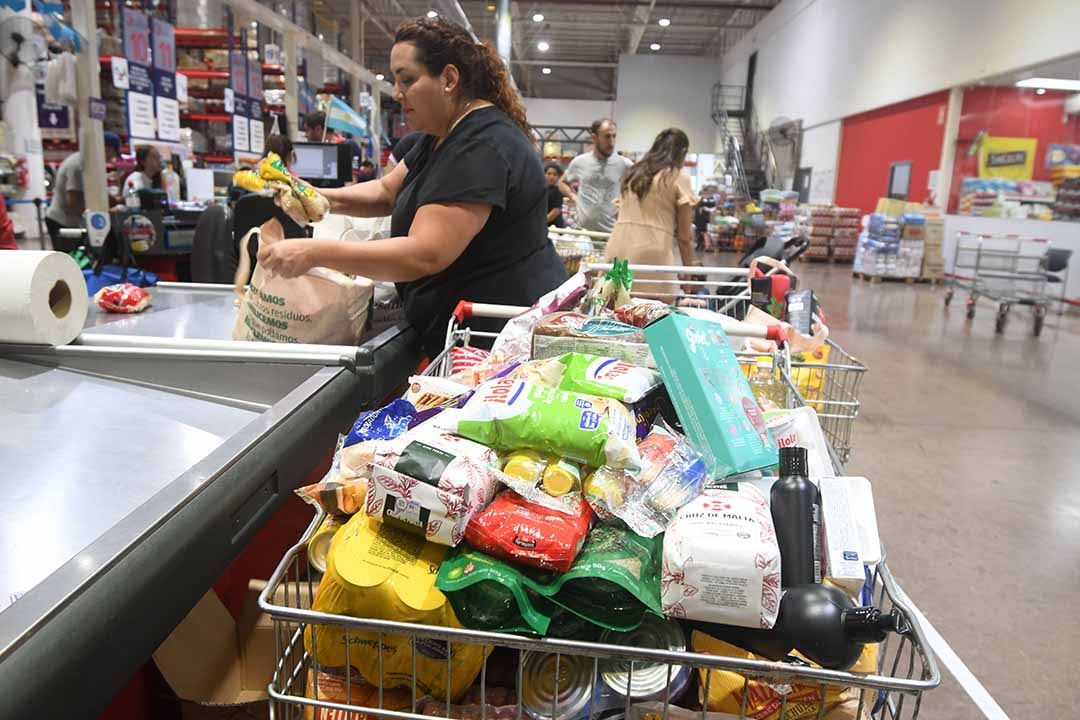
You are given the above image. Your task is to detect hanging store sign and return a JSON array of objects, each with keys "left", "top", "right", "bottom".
[
  {"left": 152, "top": 18, "right": 179, "bottom": 142},
  {"left": 978, "top": 136, "right": 1037, "bottom": 181},
  {"left": 122, "top": 8, "right": 155, "bottom": 140}
]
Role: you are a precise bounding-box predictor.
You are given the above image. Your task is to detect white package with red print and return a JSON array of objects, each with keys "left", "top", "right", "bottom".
[
  {"left": 661, "top": 483, "right": 782, "bottom": 629},
  {"left": 489, "top": 271, "right": 590, "bottom": 360},
  {"left": 364, "top": 419, "right": 503, "bottom": 546}
]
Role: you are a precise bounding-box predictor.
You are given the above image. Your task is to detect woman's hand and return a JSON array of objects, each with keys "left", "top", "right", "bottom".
[{"left": 258, "top": 238, "right": 317, "bottom": 278}]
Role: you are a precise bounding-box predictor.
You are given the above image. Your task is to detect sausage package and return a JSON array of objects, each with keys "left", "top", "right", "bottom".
[
  {"left": 446, "top": 377, "right": 642, "bottom": 472},
  {"left": 464, "top": 491, "right": 593, "bottom": 573}
]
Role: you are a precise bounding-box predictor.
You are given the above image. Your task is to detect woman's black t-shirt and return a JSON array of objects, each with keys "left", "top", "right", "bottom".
[{"left": 392, "top": 106, "right": 568, "bottom": 357}]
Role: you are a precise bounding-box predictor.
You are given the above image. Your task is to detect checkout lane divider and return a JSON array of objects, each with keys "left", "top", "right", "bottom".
[
  {"left": 77, "top": 333, "right": 366, "bottom": 361},
  {"left": 0, "top": 343, "right": 359, "bottom": 368}
]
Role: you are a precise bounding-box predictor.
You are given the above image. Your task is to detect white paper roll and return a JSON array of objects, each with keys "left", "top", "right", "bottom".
[{"left": 0, "top": 251, "right": 89, "bottom": 346}]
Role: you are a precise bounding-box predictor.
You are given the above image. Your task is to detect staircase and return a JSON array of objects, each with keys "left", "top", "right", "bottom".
[{"left": 711, "top": 83, "right": 784, "bottom": 201}]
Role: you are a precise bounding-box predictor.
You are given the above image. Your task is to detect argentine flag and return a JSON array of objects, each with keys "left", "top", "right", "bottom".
[{"left": 326, "top": 96, "right": 368, "bottom": 138}]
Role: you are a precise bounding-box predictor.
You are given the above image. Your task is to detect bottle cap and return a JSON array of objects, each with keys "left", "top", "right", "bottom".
[
  {"left": 842, "top": 606, "right": 902, "bottom": 643},
  {"left": 778, "top": 446, "right": 808, "bottom": 477}
]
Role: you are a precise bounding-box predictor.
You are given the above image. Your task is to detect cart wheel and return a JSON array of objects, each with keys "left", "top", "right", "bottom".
[
  {"left": 1034, "top": 313, "right": 1045, "bottom": 337},
  {"left": 965, "top": 300, "right": 976, "bottom": 320},
  {"left": 995, "top": 304, "right": 1009, "bottom": 334},
  {"left": 944, "top": 289, "right": 953, "bottom": 306}
]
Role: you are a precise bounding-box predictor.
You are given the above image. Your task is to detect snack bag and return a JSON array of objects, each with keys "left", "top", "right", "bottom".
[
  {"left": 306, "top": 513, "right": 487, "bottom": 701},
  {"left": 691, "top": 630, "right": 875, "bottom": 719},
  {"left": 555, "top": 352, "right": 662, "bottom": 404},
  {"left": 614, "top": 300, "right": 673, "bottom": 328},
  {"left": 404, "top": 375, "right": 472, "bottom": 411},
  {"left": 93, "top": 283, "right": 152, "bottom": 313},
  {"left": 662, "top": 484, "right": 781, "bottom": 629},
  {"left": 584, "top": 258, "right": 634, "bottom": 315},
  {"left": 464, "top": 491, "right": 593, "bottom": 573},
  {"left": 337, "top": 399, "right": 417, "bottom": 481},
  {"left": 296, "top": 472, "right": 368, "bottom": 517},
  {"left": 447, "top": 377, "right": 642, "bottom": 472},
  {"left": 489, "top": 272, "right": 590, "bottom": 360}
]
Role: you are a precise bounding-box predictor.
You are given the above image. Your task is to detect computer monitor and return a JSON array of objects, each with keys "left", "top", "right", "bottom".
[{"left": 291, "top": 142, "right": 352, "bottom": 188}]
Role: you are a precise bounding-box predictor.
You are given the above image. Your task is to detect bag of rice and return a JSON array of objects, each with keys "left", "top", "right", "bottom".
[{"left": 661, "top": 483, "right": 781, "bottom": 629}]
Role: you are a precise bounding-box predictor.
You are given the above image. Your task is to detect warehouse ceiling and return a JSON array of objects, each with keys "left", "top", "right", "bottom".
[{"left": 310, "top": 0, "right": 779, "bottom": 100}]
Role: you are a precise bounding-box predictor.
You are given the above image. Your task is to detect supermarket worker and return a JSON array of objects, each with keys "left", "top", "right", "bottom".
[{"left": 258, "top": 17, "right": 567, "bottom": 358}]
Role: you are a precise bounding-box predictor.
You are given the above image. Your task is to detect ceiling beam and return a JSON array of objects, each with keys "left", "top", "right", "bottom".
[
  {"left": 518, "top": 18, "right": 756, "bottom": 31},
  {"left": 625, "top": 0, "right": 656, "bottom": 55},
  {"left": 514, "top": 59, "right": 617, "bottom": 68},
  {"left": 509, "top": 1, "right": 532, "bottom": 95},
  {"left": 354, "top": 0, "right": 397, "bottom": 42}
]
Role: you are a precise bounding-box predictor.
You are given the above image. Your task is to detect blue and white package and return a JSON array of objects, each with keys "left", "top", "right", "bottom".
[{"left": 343, "top": 398, "right": 416, "bottom": 448}]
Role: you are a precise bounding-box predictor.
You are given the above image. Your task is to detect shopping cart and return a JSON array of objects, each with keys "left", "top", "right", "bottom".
[
  {"left": 259, "top": 303, "right": 933, "bottom": 720},
  {"left": 788, "top": 342, "right": 866, "bottom": 466},
  {"left": 943, "top": 231, "right": 1064, "bottom": 335},
  {"left": 551, "top": 227, "right": 609, "bottom": 275}
]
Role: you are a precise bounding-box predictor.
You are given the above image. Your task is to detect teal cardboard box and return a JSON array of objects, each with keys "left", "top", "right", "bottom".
[{"left": 643, "top": 313, "right": 777, "bottom": 478}]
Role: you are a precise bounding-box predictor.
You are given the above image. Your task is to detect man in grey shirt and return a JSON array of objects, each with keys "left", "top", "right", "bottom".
[
  {"left": 559, "top": 118, "right": 632, "bottom": 234},
  {"left": 45, "top": 131, "right": 121, "bottom": 252}
]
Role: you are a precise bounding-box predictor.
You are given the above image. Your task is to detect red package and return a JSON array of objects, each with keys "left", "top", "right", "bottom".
[
  {"left": 465, "top": 491, "right": 593, "bottom": 573},
  {"left": 93, "top": 283, "right": 152, "bottom": 313},
  {"left": 613, "top": 301, "right": 672, "bottom": 328}
]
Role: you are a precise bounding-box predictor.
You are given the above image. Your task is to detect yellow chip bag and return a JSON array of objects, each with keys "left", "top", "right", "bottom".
[
  {"left": 232, "top": 169, "right": 271, "bottom": 193},
  {"left": 305, "top": 512, "right": 487, "bottom": 702},
  {"left": 691, "top": 630, "right": 876, "bottom": 720}
]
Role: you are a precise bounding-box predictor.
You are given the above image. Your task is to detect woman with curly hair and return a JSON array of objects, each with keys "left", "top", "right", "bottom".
[{"left": 258, "top": 18, "right": 566, "bottom": 357}]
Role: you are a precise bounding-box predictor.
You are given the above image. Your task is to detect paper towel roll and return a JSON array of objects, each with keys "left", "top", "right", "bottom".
[{"left": 0, "top": 251, "right": 89, "bottom": 345}]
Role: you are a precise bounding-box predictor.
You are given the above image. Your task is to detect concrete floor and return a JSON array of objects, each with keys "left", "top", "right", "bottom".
[{"left": 743, "top": 258, "right": 1080, "bottom": 720}]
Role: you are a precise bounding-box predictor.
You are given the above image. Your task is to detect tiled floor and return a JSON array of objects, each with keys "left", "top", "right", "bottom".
[{"left": 706, "top": 253, "right": 1079, "bottom": 719}]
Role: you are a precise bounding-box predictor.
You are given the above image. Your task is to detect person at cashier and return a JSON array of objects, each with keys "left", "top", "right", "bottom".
[{"left": 258, "top": 18, "right": 567, "bottom": 357}]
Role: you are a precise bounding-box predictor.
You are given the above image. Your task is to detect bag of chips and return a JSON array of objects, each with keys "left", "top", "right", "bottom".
[{"left": 447, "top": 377, "right": 642, "bottom": 472}]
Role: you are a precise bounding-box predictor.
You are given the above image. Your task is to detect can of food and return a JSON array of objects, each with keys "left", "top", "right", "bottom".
[
  {"left": 306, "top": 514, "right": 345, "bottom": 574},
  {"left": 520, "top": 650, "right": 597, "bottom": 720},
  {"left": 598, "top": 615, "right": 690, "bottom": 703}
]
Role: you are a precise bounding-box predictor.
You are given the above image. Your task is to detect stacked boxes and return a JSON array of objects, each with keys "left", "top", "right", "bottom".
[
  {"left": 854, "top": 212, "right": 902, "bottom": 276},
  {"left": 796, "top": 205, "right": 835, "bottom": 260},
  {"left": 830, "top": 207, "right": 860, "bottom": 263},
  {"left": 921, "top": 217, "right": 945, "bottom": 280}
]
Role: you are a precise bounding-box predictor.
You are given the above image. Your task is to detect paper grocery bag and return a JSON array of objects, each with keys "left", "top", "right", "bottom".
[{"left": 232, "top": 223, "right": 373, "bottom": 345}]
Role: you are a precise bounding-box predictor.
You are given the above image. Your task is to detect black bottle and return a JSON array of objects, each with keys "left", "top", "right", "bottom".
[
  {"left": 770, "top": 446, "right": 821, "bottom": 587},
  {"left": 693, "top": 584, "right": 901, "bottom": 670}
]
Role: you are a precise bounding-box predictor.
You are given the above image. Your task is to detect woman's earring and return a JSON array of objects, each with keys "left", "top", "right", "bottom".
[{"left": 445, "top": 87, "right": 450, "bottom": 92}]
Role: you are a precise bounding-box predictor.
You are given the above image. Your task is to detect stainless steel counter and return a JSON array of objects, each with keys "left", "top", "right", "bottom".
[{"left": 0, "top": 283, "right": 422, "bottom": 718}]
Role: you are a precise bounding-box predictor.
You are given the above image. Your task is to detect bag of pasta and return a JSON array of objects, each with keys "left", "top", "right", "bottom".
[{"left": 305, "top": 512, "right": 488, "bottom": 701}]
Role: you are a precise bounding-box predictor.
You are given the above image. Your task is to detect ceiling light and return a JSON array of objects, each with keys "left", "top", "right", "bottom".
[
  {"left": 541, "top": 66, "right": 551, "bottom": 74},
  {"left": 1036, "top": 87, "right": 1047, "bottom": 95},
  {"left": 427, "top": 9, "right": 438, "bottom": 18},
  {"left": 318, "top": 33, "right": 324, "bottom": 40},
  {"left": 1016, "top": 77, "right": 1080, "bottom": 91},
  {"left": 533, "top": 12, "right": 544, "bottom": 22},
  {"left": 487, "top": 3, "right": 495, "bottom": 10},
  {"left": 375, "top": 73, "right": 384, "bottom": 81},
  {"left": 250, "top": 20, "right": 258, "bottom": 28},
  {"left": 537, "top": 40, "right": 549, "bottom": 52},
  {"left": 649, "top": 42, "right": 661, "bottom": 51},
  {"left": 658, "top": 17, "right": 670, "bottom": 26}
]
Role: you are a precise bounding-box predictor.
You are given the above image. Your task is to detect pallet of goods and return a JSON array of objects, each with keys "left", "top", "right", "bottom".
[
  {"left": 830, "top": 207, "right": 860, "bottom": 263},
  {"left": 853, "top": 201, "right": 926, "bottom": 281},
  {"left": 795, "top": 205, "right": 834, "bottom": 261}
]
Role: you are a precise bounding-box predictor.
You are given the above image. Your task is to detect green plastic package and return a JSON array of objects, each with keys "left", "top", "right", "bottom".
[
  {"left": 555, "top": 352, "right": 662, "bottom": 404},
  {"left": 436, "top": 523, "right": 664, "bottom": 636},
  {"left": 449, "top": 376, "right": 642, "bottom": 471}
]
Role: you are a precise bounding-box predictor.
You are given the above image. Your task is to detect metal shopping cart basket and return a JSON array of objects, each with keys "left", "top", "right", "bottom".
[
  {"left": 259, "top": 304, "right": 935, "bottom": 720},
  {"left": 551, "top": 228, "right": 609, "bottom": 275},
  {"left": 943, "top": 231, "right": 1069, "bottom": 336},
  {"left": 788, "top": 341, "right": 866, "bottom": 465}
]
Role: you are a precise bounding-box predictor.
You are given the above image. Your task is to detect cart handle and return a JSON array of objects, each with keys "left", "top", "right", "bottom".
[{"left": 451, "top": 300, "right": 526, "bottom": 323}]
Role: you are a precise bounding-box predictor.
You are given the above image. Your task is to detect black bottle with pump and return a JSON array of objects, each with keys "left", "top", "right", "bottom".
[
  {"left": 693, "top": 583, "right": 902, "bottom": 670},
  {"left": 770, "top": 446, "right": 821, "bottom": 587}
]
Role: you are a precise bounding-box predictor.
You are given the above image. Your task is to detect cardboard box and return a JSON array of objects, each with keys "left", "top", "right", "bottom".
[
  {"left": 874, "top": 197, "right": 906, "bottom": 218},
  {"left": 820, "top": 477, "right": 881, "bottom": 596},
  {"left": 155, "top": 580, "right": 299, "bottom": 717},
  {"left": 901, "top": 224, "right": 924, "bottom": 241},
  {"left": 644, "top": 314, "right": 777, "bottom": 478}
]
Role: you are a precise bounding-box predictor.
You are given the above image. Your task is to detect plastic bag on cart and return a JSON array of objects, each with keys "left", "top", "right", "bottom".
[
  {"left": 232, "top": 220, "right": 373, "bottom": 345},
  {"left": 489, "top": 272, "right": 590, "bottom": 360},
  {"left": 305, "top": 512, "right": 488, "bottom": 702}
]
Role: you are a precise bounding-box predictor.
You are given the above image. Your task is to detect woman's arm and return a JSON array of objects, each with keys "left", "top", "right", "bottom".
[
  {"left": 676, "top": 203, "right": 697, "bottom": 266},
  {"left": 546, "top": 207, "right": 561, "bottom": 224},
  {"left": 317, "top": 160, "right": 408, "bottom": 217},
  {"left": 257, "top": 201, "right": 491, "bottom": 282}
]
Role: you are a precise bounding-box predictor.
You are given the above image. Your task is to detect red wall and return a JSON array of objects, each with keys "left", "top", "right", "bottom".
[
  {"left": 835, "top": 91, "right": 949, "bottom": 217},
  {"left": 948, "top": 86, "right": 1080, "bottom": 211}
]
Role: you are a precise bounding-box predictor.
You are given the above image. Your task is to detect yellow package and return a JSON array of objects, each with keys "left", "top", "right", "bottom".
[
  {"left": 790, "top": 345, "right": 829, "bottom": 412},
  {"left": 305, "top": 512, "right": 487, "bottom": 701},
  {"left": 691, "top": 630, "right": 877, "bottom": 720},
  {"left": 232, "top": 169, "right": 270, "bottom": 193}
]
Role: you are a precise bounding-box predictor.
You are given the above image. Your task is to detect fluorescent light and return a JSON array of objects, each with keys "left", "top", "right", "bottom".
[
  {"left": 250, "top": 20, "right": 258, "bottom": 28},
  {"left": 1016, "top": 77, "right": 1080, "bottom": 91},
  {"left": 318, "top": 33, "right": 324, "bottom": 40},
  {"left": 375, "top": 73, "right": 385, "bottom": 81},
  {"left": 427, "top": 9, "right": 438, "bottom": 18},
  {"left": 649, "top": 42, "right": 661, "bottom": 51},
  {"left": 1036, "top": 87, "right": 1047, "bottom": 95},
  {"left": 533, "top": 12, "right": 544, "bottom": 22},
  {"left": 541, "top": 66, "right": 552, "bottom": 74},
  {"left": 658, "top": 17, "right": 670, "bottom": 26},
  {"left": 537, "top": 40, "right": 549, "bottom": 52}
]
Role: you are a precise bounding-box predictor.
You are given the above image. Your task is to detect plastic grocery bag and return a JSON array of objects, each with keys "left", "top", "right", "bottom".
[{"left": 232, "top": 220, "right": 373, "bottom": 345}]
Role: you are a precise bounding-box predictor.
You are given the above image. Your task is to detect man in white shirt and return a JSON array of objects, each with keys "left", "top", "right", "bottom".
[
  {"left": 558, "top": 118, "right": 633, "bottom": 234},
  {"left": 45, "top": 131, "right": 121, "bottom": 251}
]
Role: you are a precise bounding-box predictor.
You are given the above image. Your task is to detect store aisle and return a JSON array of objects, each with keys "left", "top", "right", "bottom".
[{"left": 767, "top": 259, "right": 1080, "bottom": 720}]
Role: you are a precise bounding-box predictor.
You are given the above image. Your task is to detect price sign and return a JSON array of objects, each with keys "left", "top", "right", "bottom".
[
  {"left": 127, "top": 91, "right": 156, "bottom": 140},
  {"left": 233, "top": 115, "right": 250, "bottom": 153},
  {"left": 230, "top": 50, "right": 247, "bottom": 97},
  {"left": 152, "top": 18, "right": 175, "bottom": 73},
  {"left": 122, "top": 9, "right": 150, "bottom": 67},
  {"left": 247, "top": 54, "right": 263, "bottom": 103},
  {"left": 156, "top": 96, "right": 180, "bottom": 141}
]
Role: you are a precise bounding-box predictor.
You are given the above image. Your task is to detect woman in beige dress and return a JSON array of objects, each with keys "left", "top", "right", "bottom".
[{"left": 605, "top": 127, "right": 701, "bottom": 303}]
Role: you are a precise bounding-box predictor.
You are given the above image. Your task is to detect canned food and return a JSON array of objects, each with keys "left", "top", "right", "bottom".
[
  {"left": 599, "top": 615, "right": 689, "bottom": 702},
  {"left": 306, "top": 514, "right": 345, "bottom": 574},
  {"left": 520, "top": 650, "right": 597, "bottom": 720}
]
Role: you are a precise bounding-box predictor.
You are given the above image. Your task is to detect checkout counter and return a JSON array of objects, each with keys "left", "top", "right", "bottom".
[{"left": 0, "top": 283, "right": 421, "bottom": 718}]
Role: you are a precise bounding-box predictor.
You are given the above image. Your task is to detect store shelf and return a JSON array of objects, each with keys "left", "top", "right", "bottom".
[
  {"left": 1004, "top": 195, "right": 1055, "bottom": 204},
  {"left": 186, "top": 89, "right": 226, "bottom": 100},
  {"left": 182, "top": 112, "right": 232, "bottom": 122},
  {"left": 195, "top": 153, "right": 236, "bottom": 164},
  {"left": 175, "top": 27, "right": 240, "bottom": 48},
  {"left": 178, "top": 68, "right": 230, "bottom": 80}
]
